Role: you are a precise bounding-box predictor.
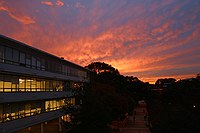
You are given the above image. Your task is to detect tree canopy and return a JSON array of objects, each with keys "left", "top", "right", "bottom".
[
  {"left": 69, "top": 62, "right": 150, "bottom": 133},
  {"left": 85, "top": 62, "right": 120, "bottom": 75}
]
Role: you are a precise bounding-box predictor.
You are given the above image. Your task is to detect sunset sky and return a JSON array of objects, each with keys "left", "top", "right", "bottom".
[{"left": 0, "top": 0, "right": 200, "bottom": 83}]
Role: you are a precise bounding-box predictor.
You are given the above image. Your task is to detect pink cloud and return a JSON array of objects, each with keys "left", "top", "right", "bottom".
[
  {"left": 0, "top": 5, "right": 35, "bottom": 24},
  {"left": 41, "top": 1, "right": 54, "bottom": 6},
  {"left": 41, "top": 0, "right": 64, "bottom": 7},
  {"left": 56, "top": 0, "right": 64, "bottom": 7},
  {"left": 0, "top": 0, "right": 199, "bottom": 84}
]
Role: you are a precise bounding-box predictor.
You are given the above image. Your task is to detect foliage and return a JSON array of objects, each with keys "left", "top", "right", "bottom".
[
  {"left": 147, "top": 75, "right": 200, "bottom": 133},
  {"left": 155, "top": 78, "right": 176, "bottom": 85},
  {"left": 85, "top": 62, "right": 120, "bottom": 75},
  {"left": 68, "top": 62, "right": 150, "bottom": 132}
]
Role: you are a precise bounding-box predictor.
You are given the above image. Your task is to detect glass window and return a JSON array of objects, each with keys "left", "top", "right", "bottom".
[
  {"left": 71, "top": 98, "right": 76, "bottom": 105},
  {"left": 45, "top": 61, "right": 49, "bottom": 71},
  {"left": 5, "top": 47, "right": 12, "bottom": 64},
  {"left": 74, "top": 68, "right": 78, "bottom": 76},
  {"left": 36, "top": 80, "right": 41, "bottom": 91},
  {"left": 0, "top": 45, "right": 5, "bottom": 62},
  {"left": 52, "top": 100, "right": 56, "bottom": 110},
  {"left": 11, "top": 84, "right": 17, "bottom": 92},
  {"left": 26, "top": 54, "right": 31, "bottom": 67},
  {"left": 19, "top": 78, "right": 25, "bottom": 91},
  {"left": 11, "top": 76, "right": 18, "bottom": 84},
  {"left": 19, "top": 110, "right": 25, "bottom": 118},
  {"left": 49, "top": 80, "right": 53, "bottom": 91},
  {"left": 41, "top": 80, "right": 45, "bottom": 91},
  {"left": 45, "top": 80, "right": 49, "bottom": 90},
  {"left": 0, "top": 75, "right": 3, "bottom": 92},
  {"left": 53, "top": 80, "right": 57, "bottom": 91},
  {"left": 11, "top": 104, "right": 19, "bottom": 113},
  {"left": 4, "top": 104, "right": 11, "bottom": 115},
  {"left": 52, "top": 63, "right": 56, "bottom": 72},
  {"left": 13, "top": 49, "right": 19, "bottom": 65},
  {"left": 55, "top": 63, "right": 59, "bottom": 72},
  {"left": 45, "top": 101, "right": 51, "bottom": 111},
  {"left": 26, "top": 78, "right": 31, "bottom": 91},
  {"left": 65, "top": 66, "right": 68, "bottom": 75},
  {"left": 70, "top": 67, "right": 74, "bottom": 76},
  {"left": 31, "top": 78, "right": 36, "bottom": 91},
  {"left": 57, "top": 81, "right": 63, "bottom": 91},
  {"left": 62, "top": 65, "right": 65, "bottom": 74},
  {"left": 36, "top": 57, "right": 41, "bottom": 69},
  {"left": 58, "top": 64, "right": 61, "bottom": 73},
  {"left": 25, "top": 104, "right": 31, "bottom": 116},
  {"left": 19, "top": 52, "right": 25, "bottom": 66},
  {"left": 11, "top": 76, "right": 18, "bottom": 92},
  {"left": 4, "top": 82, "right": 11, "bottom": 92},
  {"left": 4, "top": 75, "right": 12, "bottom": 92},
  {"left": 0, "top": 81, "right": 3, "bottom": 92},
  {"left": 41, "top": 59, "right": 45, "bottom": 70},
  {"left": 31, "top": 56, "right": 36, "bottom": 68},
  {"left": 49, "top": 62, "right": 52, "bottom": 72}
]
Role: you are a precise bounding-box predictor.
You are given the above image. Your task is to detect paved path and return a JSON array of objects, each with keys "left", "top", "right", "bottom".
[{"left": 120, "top": 100, "right": 151, "bottom": 133}]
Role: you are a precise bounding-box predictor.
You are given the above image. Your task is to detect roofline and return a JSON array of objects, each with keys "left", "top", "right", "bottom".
[{"left": 0, "top": 34, "right": 89, "bottom": 71}]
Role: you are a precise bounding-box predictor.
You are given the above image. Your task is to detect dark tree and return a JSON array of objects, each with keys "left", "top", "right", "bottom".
[
  {"left": 68, "top": 62, "right": 150, "bottom": 133},
  {"left": 85, "top": 62, "right": 119, "bottom": 75}
]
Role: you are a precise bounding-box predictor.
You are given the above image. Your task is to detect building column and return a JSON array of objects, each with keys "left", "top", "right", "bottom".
[
  {"left": 59, "top": 117, "right": 62, "bottom": 132},
  {"left": 41, "top": 123, "right": 44, "bottom": 133}
]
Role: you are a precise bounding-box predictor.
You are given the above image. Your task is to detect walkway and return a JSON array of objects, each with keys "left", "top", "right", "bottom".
[{"left": 119, "top": 100, "right": 151, "bottom": 133}]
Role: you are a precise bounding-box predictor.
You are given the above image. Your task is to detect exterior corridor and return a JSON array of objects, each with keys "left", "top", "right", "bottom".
[{"left": 120, "top": 100, "right": 151, "bottom": 133}]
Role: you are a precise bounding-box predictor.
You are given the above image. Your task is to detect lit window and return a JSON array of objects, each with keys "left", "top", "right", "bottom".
[
  {"left": 26, "top": 78, "right": 31, "bottom": 91},
  {"left": 31, "top": 78, "right": 36, "bottom": 91},
  {"left": 19, "top": 78, "right": 25, "bottom": 91}
]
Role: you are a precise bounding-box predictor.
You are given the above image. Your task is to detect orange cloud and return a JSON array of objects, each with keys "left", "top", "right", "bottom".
[
  {"left": 41, "top": 0, "right": 64, "bottom": 7},
  {"left": 56, "top": 0, "right": 64, "bottom": 6},
  {"left": 140, "top": 73, "right": 197, "bottom": 84},
  {"left": 41, "top": 1, "right": 54, "bottom": 6},
  {"left": 1, "top": 0, "right": 199, "bottom": 84},
  {"left": 0, "top": 5, "right": 35, "bottom": 24}
]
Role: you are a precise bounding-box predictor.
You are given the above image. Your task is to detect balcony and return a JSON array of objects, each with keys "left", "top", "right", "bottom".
[
  {"left": 0, "top": 91, "right": 74, "bottom": 103},
  {"left": 0, "top": 60, "right": 89, "bottom": 83},
  {"left": 0, "top": 108, "right": 71, "bottom": 133}
]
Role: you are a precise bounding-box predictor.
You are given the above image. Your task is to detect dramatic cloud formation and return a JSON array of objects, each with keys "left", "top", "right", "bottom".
[{"left": 0, "top": 0, "right": 200, "bottom": 83}]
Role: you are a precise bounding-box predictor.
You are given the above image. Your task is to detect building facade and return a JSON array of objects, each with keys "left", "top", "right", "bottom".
[{"left": 0, "top": 35, "right": 90, "bottom": 133}]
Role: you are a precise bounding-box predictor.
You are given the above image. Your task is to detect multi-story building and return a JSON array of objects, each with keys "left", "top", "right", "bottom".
[{"left": 0, "top": 35, "right": 90, "bottom": 133}]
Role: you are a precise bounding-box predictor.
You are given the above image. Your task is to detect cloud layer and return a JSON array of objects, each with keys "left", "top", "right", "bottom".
[{"left": 0, "top": 0, "right": 200, "bottom": 83}]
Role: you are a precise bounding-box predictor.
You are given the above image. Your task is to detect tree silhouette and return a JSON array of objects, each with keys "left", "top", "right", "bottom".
[
  {"left": 85, "top": 62, "right": 119, "bottom": 75},
  {"left": 68, "top": 62, "right": 149, "bottom": 133}
]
